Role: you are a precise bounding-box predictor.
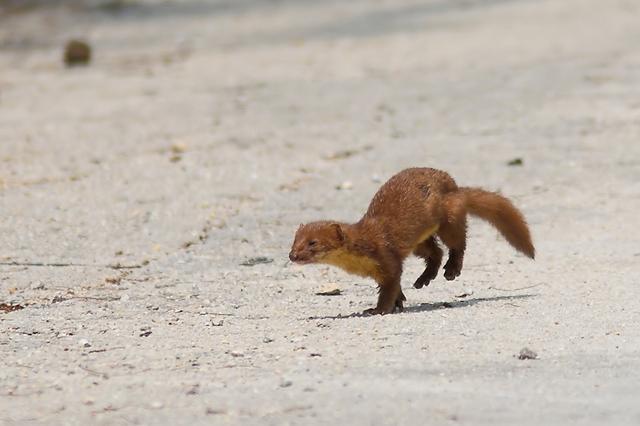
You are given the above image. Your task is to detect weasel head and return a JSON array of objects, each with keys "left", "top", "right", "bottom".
[{"left": 289, "top": 221, "right": 347, "bottom": 264}]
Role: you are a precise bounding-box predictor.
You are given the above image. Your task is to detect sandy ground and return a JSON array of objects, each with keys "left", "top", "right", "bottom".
[{"left": 1, "top": 0, "right": 640, "bottom": 424}]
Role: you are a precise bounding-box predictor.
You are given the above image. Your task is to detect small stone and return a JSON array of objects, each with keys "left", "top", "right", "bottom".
[
  {"left": 455, "top": 290, "right": 473, "bottom": 298},
  {"left": 518, "top": 347, "right": 538, "bottom": 360},
  {"left": 240, "top": 256, "right": 273, "bottom": 266},
  {"left": 507, "top": 157, "right": 524, "bottom": 166},
  {"left": 280, "top": 380, "right": 293, "bottom": 388},
  {"left": 263, "top": 337, "right": 274, "bottom": 343},
  {"left": 315, "top": 283, "right": 341, "bottom": 296},
  {"left": 229, "top": 350, "right": 244, "bottom": 358},
  {"left": 325, "top": 149, "right": 358, "bottom": 160},
  {"left": 186, "top": 384, "right": 199, "bottom": 395},
  {"left": 51, "top": 295, "right": 66, "bottom": 304},
  {"left": 30, "top": 281, "right": 45, "bottom": 290},
  {"left": 170, "top": 143, "right": 188, "bottom": 154},
  {"left": 335, "top": 181, "right": 353, "bottom": 190},
  {"left": 79, "top": 339, "right": 91, "bottom": 348}
]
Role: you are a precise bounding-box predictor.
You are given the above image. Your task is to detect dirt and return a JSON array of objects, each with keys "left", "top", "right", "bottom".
[
  {"left": 0, "top": 303, "right": 24, "bottom": 313},
  {"left": 1, "top": 0, "right": 640, "bottom": 425}
]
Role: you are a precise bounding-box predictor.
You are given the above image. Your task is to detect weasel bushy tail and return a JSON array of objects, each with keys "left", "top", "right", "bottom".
[{"left": 460, "top": 187, "right": 535, "bottom": 259}]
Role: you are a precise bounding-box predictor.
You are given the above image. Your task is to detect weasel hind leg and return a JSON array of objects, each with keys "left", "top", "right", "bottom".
[
  {"left": 412, "top": 237, "right": 443, "bottom": 288},
  {"left": 439, "top": 195, "right": 467, "bottom": 281}
]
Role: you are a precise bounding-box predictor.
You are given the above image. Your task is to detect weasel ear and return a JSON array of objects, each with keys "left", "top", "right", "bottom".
[
  {"left": 330, "top": 223, "right": 345, "bottom": 243},
  {"left": 298, "top": 223, "right": 304, "bottom": 229}
]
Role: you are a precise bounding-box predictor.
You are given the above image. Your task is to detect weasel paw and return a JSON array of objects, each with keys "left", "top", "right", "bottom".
[
  {"left": 443, "top": 266, "right": 461, "bottom": 281},
  {"left": 413, "top": 277, "right": 428, "bottom": 289},
  {"left": 363, "top": 307, "right": 393, "bottom": 316},
  {"left": 443, "top": 259, "right": 462, "bottom": 281},
  {"left": 413, "top": 270, "right": 437, "bottom": 288},
  {"left": 414, "top": 265, "right": 440, "bottom": 288}
]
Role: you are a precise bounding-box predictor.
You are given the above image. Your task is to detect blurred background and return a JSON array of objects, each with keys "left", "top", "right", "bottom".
[{"left": 2, "top": 0, "right": 638, "bottom": 268}]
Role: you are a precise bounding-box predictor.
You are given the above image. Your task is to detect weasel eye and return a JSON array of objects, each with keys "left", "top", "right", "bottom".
[{"left": 308, "top": 240, "right": 318, "bottom": 247}]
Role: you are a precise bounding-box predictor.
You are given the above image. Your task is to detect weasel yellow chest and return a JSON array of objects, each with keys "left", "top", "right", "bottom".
[{"left": 321, "top": 248, "right": 383, "bottom": 282}]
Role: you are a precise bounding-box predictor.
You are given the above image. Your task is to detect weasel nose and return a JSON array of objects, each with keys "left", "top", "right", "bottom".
[{"left": 289, "top": 252, "right": 297, "bottom": 262}]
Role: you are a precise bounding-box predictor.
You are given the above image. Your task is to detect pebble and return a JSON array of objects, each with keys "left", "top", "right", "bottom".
[
  {"left": 335, "top": 181, "right": 353, "bottom": 190},
  {"left": 315, "top": 283, "right": 341, "bottom": 296},
  {"left": 518, "top": 347, "right": 538, "bottom": 360},
  {"left": 455, "top": 290, "right": 473, "bottom": 298},
  {"left": 30, "top": 281, "right": 45, "bottom": 290},
  {"left": 78, "top": 339, "right": 91, "bottom": 348},
  {"left": 170, "top": 143, "right": 188, "bottom": 154}
]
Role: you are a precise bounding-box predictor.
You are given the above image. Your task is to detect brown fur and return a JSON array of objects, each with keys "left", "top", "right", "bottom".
[{"left": 289, "top": 168, "right": 535, "bottom": 315}]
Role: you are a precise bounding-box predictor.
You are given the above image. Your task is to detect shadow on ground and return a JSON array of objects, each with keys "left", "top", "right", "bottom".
[{"left": 306, "top": 293, "right": 536, "bottom": 320}]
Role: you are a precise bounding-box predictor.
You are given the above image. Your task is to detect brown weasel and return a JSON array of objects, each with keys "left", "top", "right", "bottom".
[{"left": 288, "top": 167, "right": 535, "bottom": 315}]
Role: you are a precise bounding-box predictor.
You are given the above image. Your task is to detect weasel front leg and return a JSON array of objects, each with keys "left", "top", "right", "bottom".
[
  {"left": 439, "top": 225, "right": 466, "bottom": 281},
  {"left": 363, "top": 256, "right": 403, "bottom": 315},
  {"left": 363, "top": 282, "right": 402, "bottom": 315}
]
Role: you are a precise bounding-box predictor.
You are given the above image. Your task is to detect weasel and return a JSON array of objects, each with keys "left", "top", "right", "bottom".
[{"left": 288, "top": 167, "right": 534, "bottom": 315}]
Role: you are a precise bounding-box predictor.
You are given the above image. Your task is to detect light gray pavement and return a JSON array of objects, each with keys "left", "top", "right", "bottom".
[{"left": 1, "top": 0, "right": 640, "bottom": 424}]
